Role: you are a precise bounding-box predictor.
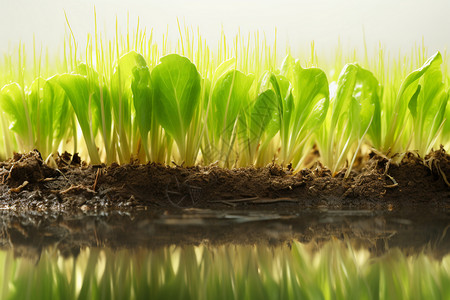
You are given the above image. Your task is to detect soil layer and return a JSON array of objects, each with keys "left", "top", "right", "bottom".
[{"left": 0, "top": 149, "right": 449, "bottom": 212}]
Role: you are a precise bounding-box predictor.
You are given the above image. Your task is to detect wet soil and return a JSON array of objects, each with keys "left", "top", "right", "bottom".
[{"left": 0, "top": 149, "right": 448, "bottom": 212}]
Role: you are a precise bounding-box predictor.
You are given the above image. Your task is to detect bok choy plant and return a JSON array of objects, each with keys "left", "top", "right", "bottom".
[
  {"left": 407, "top": 52, "right": 448, "bottom": 157},
  {"left": 209, "top": 69, "right": 254, "bottom": 167},
  {"left": 33, "top": 76, "right": 73, "bottom": 159},
  {"left": 237, "top": 88, "right": 277, "bottom": 166},
  {"left": 273, "top": 55, "right": 330, "bottom": 170},
  {"left": 317, "top": 63, "right": 380, "bottom": 177},
  {"left": 58, "top": 73, "right": 102, "bottom": 164},
  {"left": 0, "top": 83, "right": 33, "bottom": 156},
  {"left": 151, "top": 54, "right": 201, "bottom": 165},
  {"left": 111, "top": 51, "right": 147, "bottom": 162},
  {"left": 382, "top": 52, "right": 444, "bottom": 157}
]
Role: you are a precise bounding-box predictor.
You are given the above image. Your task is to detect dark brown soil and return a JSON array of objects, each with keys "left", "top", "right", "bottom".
[{"left": 0, "top": 149, "right": 449, "bottom": 212}]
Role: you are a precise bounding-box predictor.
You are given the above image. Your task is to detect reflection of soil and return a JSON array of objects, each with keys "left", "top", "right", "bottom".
[
  {"left": 0, "top": 208, "right": 449, "bottom": 260},
  {"left": 0, "top": 149, "right": 448, "bottom": 212}
]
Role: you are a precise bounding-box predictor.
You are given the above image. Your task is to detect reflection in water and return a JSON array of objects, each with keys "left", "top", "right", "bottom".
[
  {"left": 0, "top": 208, "right": 449, "bottom": 258},
  {"left": 0, "top": 208, "right": 449, "bottom": 299},
  {"left": 1, "top": 241, "right": 450, "bottom": 299}
]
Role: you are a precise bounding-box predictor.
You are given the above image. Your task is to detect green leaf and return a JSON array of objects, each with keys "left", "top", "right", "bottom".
[
  {"left": 132, "top": 66, "right": 153, "bottom": 154},
  {"left": 212, "top": 70, "right": 254, "bottom": 139},
  {"left": 111, "top": 51, "right": 148, "bottom": 160},
  {"left": 407, "top": 85, "right": 421, "bottom": 119},
  {"left": 292, "top": 63, "right": 330, "bottom": 132},
  {"left": 42, "top": 75, "right": 73, "bottom": 155},
  {"left": 151, "top": 54, "right": 201, "bottom": 157},
  {"left": 279, "top": 62, "right": 329, "bottom": 168},
  {"left": 385, "top": 51, "right": 442, "bottom": 153},
  {"left": 407, "top": 52, "right": 447, "bottom": 155},
  {"left": 352, "top": 66, "right": 381, "bottom": 148},
  {"left": 0, "top": 83, "right": 33, "bottom": 149},
  {"left": 318, "top": 63, "right": 379, "bottom": 175},
  {"left": 58, "top": 74, "right": 101, "bottom": 164},
  {"left": 249, "top": 89, "right": 277, "bottom": 147}
]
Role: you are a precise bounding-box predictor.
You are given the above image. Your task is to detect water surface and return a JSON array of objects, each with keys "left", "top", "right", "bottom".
[{"left": 0, "top": 207, "right": 449, "bottom": 299}]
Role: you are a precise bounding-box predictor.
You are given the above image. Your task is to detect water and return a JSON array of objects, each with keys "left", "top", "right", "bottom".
[{"left": 0, "top": 207, "right": 449, "bottom": 299}]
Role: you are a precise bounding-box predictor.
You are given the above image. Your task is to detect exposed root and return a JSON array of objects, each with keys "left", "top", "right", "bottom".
[
  {"left": 60, "top": 185, "right": 96, "bottom": 196},
  {"left": 92, "top": 168, "right": 101, "bottom": 191},
  {"left": 9, "top": 181, "right": 29, "bottom": 193},
  {"left": 424, "top": 146, "right": 450, "bottom": 187}
]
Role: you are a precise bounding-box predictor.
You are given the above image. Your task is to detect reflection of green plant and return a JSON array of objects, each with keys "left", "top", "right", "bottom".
[{"left": 1, "top": 240, "right": 449, "bottom": 299}]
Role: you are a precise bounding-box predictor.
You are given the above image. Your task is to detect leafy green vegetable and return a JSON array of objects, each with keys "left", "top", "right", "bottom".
[
  {"left": 151, "top": 54, "right": 201, "bottom": 165},
  {"left": 407, "top": 52, "right": 448, "bottom": 156},
  {"left": 0, "top": 83, "right": 33, "bottom": 152},
  {"left": 40, "top": 76, "right": 73, "bottom": 158},
  {"left": 383, "top": 52, "right": 442, "bottom": 156},
  {"left": 317, "top": 63, "right": 379, "bottom": 176},
  {"left": 111, "top": 51, "right": 148, "bottom": 162},
  {"left": 210, "top": 70, "right": 254, "bottom": 166},
  {"left": 276, "top": 58, "right": 330, "bottom": 169},
  {"left": 132, "top": 66, "right": 153, "bottom": 160},
  {"left": 58, "top": 74, "right": 101, "bottom": 164},
  {"left": 238, "top": 89, "right": 277, "bottom": 165},
  {"left": 0, "top": 36, "right": 448, "bottom": 174}
]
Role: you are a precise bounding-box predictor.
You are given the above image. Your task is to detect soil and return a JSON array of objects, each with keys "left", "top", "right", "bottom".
[{"left": 0, "top": 148, "right": 449, "bottom": 212}]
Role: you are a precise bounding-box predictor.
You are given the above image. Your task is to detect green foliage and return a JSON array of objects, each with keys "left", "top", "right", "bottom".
[
  {"left": 111, "top": 51, "right": 148, "bottom": 162},
  {"left": 151, "top": 54, "right": 201, "bottom": 165},
  {"left": 275, "top": 56, "right": 330, "bottom": 169},
  {"left": 0, "top": 83, "right": 33, "bottom": 153},
  {"left": 209, "top": 70, "right": 254, "bottom": 166},
  {"left": 58, "top": 74, "right": 102, "bottom": 164},
  {"left": 383, "top": 52, "right": 444, "bottom": 156},
  {"left": 407, "top": 52, "right": 448, "bottom": 157},
  {"left": 243, "top": 89, "right": 277, "bottom": 164},
  {"left": 0, "top": 39, "right": 448, "bottom": 173},
  {"left": 317, "top": 63, "right": 380, "bottom": 176}
]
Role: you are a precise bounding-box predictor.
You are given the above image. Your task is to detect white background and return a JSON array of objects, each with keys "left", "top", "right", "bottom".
[{"left": 0, "top": 0, "right": 449, "bottom": 58}]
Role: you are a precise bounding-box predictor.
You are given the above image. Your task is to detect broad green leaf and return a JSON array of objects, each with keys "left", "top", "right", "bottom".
[
  {"left": 407, "top": 85, "right": 422, "bottom": 119},
  {"left": 42, "top": 75, "right": 72, "bottom": 154},
  {"left": 280, "top": 54, "right": 295, "bottom": 80},
  {"left": 407, "top": 52, "right": 447, "bottom": 155},
  {"left": 292, "top": 63, "right": 329, "bottom": 133},
  {"left": 111, "top": 51, "right": 148, "bottom": 159},
  {"left": 212, "top": 70, "right": 254, "bottom": 139},
  {"left": 0, "top": 83, "right": 33, "bottom": 148},
  {"left": 319, "top": 63, "right": 379, "bottom": 175},
  {"left": 352, "top": 67, "right": 381, "bottom": 148},
  {"left": 131, "top": 66, "right": 153, "bottom": 151},
  {"left": 385, "top": 51, "right": 442, "bottom": 153},
  {"left": 76, "top": 63, "right": 112, "bottom": 139},
  {"left": 58, "top": 74, "right": 101, "bottom": 164},
  {"left": 212, "top": 57, "right": 236, "bottom": 84},
  {"left": 330, "top": 64, "right": 358, "bottom": 128},
  {"left": 151, "top": 54, "right": 201, "bottom": 155},
  {"left": 249, "top": 89, "right": 277, "bottom": 145},
  {"left": 28, "top": 77, "right": 46, "bottom": 129}
]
